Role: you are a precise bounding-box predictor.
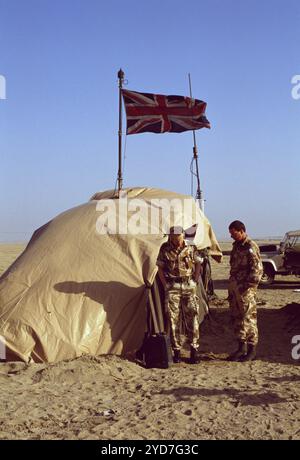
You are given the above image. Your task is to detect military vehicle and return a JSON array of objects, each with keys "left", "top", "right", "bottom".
[{"left": 259, "top": 230, "right": 300, "bottom": 285}]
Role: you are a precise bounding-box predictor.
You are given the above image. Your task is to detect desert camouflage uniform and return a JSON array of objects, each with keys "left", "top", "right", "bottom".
[
  {"left": 157, "top": 241, "right": 202, "bottom": 351},
  {"left": 228, "top": 237, "right": 263, "bottom": 345}
]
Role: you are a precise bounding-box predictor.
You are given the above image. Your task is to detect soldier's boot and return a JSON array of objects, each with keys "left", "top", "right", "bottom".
[
  {"left": 239, "top": 344, "right": 257, "bottom": 362},
  {"left": 190, "top": 347, "right": 200, "bottom": 364},
  {"left": 173, "top": 349, "right": 181, "bottom": 364},
  {"left": 227, "top": 342, "right": 248, "bottom": 362}
]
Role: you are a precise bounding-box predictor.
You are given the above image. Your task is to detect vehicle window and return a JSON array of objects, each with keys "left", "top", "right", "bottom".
[
  {"left": 281, "top": 234, "right": 288, "bottom": 244},
  {"left": 294, "top": 236, "right": 300, "bottom": 245},
  {"left": 281, "top": 234, "right": 300, "bottom": 248}
]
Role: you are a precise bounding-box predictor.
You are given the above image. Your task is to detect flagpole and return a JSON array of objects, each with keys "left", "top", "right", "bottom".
[
  {"left": 117, "top": 68, "right": 125, "bottom": 194},
  {"left": 188, "top": 73, "right": 204, "bottom": 213}
]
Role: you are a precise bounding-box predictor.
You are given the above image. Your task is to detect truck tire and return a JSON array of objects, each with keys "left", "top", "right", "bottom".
[{"left": 260, "top": 263, "right": 275, "bottom": 286}]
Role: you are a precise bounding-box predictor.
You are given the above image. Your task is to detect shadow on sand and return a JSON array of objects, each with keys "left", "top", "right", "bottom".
[
  {"left": 199, "top": 303, "right": 300, "bottom": 365},
  {"left": 213, "top": 278, "right": 300, "bottom": 291},
  {"left": 156, "top": 386, "right": 290, "bottom": 406},
  {"left": 259, "top": 280, "right": 300, "bottom": 290}
]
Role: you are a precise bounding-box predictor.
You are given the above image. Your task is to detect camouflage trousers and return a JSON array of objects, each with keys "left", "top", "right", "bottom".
[
  {"left": 228, "top": 280, "right": 258, "bottom": 346},
  {"left": 165, "top": 281, "right": 200, "bottom": 351}
]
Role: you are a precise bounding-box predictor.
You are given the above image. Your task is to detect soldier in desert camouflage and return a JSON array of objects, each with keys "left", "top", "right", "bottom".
[
  {"left": 156, "top": 226, "right": 203, "bottom": 364},
  {"left": 227, "top": 220, "right": 263, "bottom": 361}
]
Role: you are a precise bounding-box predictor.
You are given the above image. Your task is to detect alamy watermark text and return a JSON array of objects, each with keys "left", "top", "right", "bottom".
[
  {"left": 0, "top": 75, "right": 6, "bottom": 100},
  {"left": 292, "top": 335, "right": 300, "bottom": 360},
  {"left": 291, "top": 75, "right": 300, "bottom": 100},
  {"left": 0, "top": 335, "right": 6, "bottom": 360},
  {"left": 95, "top": 191, "right": 204, "bottom": 239}
]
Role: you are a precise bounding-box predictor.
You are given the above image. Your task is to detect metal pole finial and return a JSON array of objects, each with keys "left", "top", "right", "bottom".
[{"left": 118, "top": 68, "right": 125, "bottom": 80}]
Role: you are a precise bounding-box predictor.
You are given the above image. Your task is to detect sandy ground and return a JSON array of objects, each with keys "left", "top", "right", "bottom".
[{"left": 0, "top": 242, "right": 300, "bottom": 440}]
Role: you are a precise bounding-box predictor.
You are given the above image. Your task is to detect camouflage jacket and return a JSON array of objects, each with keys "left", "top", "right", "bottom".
[
  {"left": 230, "top": 237, "right": 263, "bottom": 287},
  {"left": 156, "top": 241, "right": 202, "bottom": 279}
]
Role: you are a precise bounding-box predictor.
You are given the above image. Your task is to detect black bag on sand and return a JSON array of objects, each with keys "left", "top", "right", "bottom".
[
  {"left": 137, "top": 281, "right": 173, "bottom": 369},
  {"left": 144, "top": 333, "right": 173, "bottom": 369}
]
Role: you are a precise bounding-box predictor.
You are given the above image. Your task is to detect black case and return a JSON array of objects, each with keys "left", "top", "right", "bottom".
[{"left": 143, "top": 333, "right": 173, "bottom": 369}]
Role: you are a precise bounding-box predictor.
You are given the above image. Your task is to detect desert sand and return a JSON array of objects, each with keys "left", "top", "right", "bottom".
[{"left": 0, "top": 242, "right": 299, "bottom": 440}]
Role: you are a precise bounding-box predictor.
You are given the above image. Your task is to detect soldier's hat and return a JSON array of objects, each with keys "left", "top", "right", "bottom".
[{"left": 168, "top": 225, "right": 184, "bottom": 235}]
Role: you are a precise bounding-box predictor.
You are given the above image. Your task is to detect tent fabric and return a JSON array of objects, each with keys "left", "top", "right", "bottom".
[{"left": 0, "top": 187, "right": 222, "bottom": 363}]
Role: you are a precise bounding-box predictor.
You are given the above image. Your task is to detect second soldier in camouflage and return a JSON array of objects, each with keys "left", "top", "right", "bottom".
[{"left": 227, "top": 220, "right": 263, "bottom": 361}]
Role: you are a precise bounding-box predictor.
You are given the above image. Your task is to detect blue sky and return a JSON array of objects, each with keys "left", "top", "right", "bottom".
[{"left": 0, "top": 0, "right": 299, "bottom": 242}]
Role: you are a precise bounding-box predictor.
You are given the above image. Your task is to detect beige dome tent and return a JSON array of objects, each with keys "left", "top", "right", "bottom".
[{"left": 0, "top": 187, "right": 222, "bottom": 363}]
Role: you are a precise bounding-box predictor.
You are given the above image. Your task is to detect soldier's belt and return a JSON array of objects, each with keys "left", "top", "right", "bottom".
[{"left": 168, "top": 276, "right": 191, "bottom": 283}]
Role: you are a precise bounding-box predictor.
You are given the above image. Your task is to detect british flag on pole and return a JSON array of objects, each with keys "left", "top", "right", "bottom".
[{"left": 122, "top": 89, "right": 211, "bottom": 135}]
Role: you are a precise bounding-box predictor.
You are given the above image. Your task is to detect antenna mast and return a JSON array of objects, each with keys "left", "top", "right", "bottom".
[{"left": 188, "top": 73, "right": 204, "bottom": 212}]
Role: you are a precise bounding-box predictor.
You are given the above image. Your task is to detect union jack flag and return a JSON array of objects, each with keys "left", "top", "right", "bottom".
[{"left": 122, "top": 89, "right": 211, "bottom": 135}]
